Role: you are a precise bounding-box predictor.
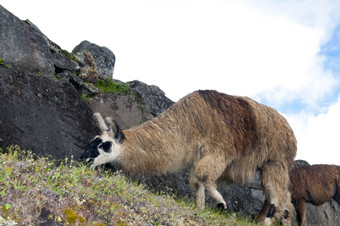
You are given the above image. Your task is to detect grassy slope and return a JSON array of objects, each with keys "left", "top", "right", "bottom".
[{"left": 0, "top": 146, "right": 260, "bottom": 225}]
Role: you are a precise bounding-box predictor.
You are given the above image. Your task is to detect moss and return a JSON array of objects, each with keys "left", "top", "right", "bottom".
[
  {"left": 0, "top": 58, "right": 12, "bottom": 69},
  {"left": 94, "top": 79, "right": 133, "bottom": 95},
  {"left": 81, "top": 93, "right": 95, "bottom": 100},
  {"left": 81, "top": 93, "right": 88, "bottom": 100},
  {"left": 139, "top": 104, "right": 146, "bottom": 124},
  {"left": 64, "top": 209, "right": 85, "bottom": 224},
  {"left": 61, "top": 50, "right": 77, "bottom": 62}
]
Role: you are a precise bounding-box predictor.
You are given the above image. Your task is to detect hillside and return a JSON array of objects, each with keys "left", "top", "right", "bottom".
[{"left": 0, "top": 146, "right": 257, "bottom": 225}]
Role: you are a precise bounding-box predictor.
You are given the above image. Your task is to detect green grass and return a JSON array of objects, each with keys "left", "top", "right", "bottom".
[
  {"left": 0, "top": 145, "right": 261, "bottom": 225},
  {"left": 0, "top": 58, "right": 12, "bottom": 69},
  {"left": 94, "top": 79, "right": 133, "bottom": 95}
]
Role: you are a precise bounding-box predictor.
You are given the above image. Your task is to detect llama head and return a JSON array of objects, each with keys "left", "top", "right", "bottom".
[{"left": 80, "top": 113, "right": 124, "bottom": 168}]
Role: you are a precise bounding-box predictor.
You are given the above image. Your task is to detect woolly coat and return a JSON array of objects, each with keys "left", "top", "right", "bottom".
[{"left": 119, "top": 90, "right": 297, "bottom": 184}]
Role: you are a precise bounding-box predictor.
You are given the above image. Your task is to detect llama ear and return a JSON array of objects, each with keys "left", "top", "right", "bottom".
[
  {"left": 93, "top": 112, "right": 109, "bottom": 132},
  {"left": 105, "top": 117, "right": 123, "bottom": 142}
]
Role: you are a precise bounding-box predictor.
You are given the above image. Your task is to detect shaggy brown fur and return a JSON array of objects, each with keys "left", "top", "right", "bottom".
[
  {"left": 259, "top": 164, "right": 340, "bottom": 226},
  {"left": 81, "top": 90, "right": 297, "bottom": 225}
]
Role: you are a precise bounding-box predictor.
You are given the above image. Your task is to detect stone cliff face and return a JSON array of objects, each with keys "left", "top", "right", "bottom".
[
  {"left": 0, "top": 66, "right": 98, "bottom": 159},
  {"left": 0, "top": 5, "right": 79, "bottom": 75},
  {"left": 0, "top": 4, "right": 339, "bottom": 225},
  {"left": 0, "top": 5, "right": 99, "bottom": 159}
]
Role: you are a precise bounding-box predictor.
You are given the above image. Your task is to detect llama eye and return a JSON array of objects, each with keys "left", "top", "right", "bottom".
[
  {"left": 99, "top": 142, "right": 112, "bottom": 153},
  {"left": 90, "top": 138, "right": 102, "bottom": 147}
]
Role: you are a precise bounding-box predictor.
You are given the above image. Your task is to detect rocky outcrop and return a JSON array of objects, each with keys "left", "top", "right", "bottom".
[
  {"left": 87, "top": 80, "right": 174, "bottom": 129},
  {"left": 0, "top": 5, "right": 79, "bottom": 75},
  {"left": 63, "top": 71, "right": 99, "bottom": 96},
  {"left": 0, "top": 66, "right": 99, "bottom": 159},
  {"left": 0, "top": 4, "right": 99, "bottom": 159},
  {"left": 72, "top": 41, "right": 115, "bottom": 79},
  {"left": 127, "top": 80, "right": 174, "bottom": 120}
]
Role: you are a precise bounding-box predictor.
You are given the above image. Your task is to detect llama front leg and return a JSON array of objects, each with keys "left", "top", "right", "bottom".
[
  {"left": 296, "top": 199, "right": 306, "bottom": 226},
  {"left": 190, "top": 169, "right": 205, "bottom": 209},
  {"left": 195, "top": 181, "right": 205, "bottom": 209},
  {"left": 262, "top": 161, "right": 293, "bottom": 226},
  {"left": 258, "top": 199, "right": 270, "bottom": 222}
]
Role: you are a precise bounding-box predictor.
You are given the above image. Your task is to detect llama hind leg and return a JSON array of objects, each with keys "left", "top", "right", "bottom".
[
  {"left": 205, "top": 183, "right": 227, "bottom": 210},
  {"left": 194, "top": 156, "right": 227, "bottom": 209},
  {"left": 191, "top": 172, "right": 226, "bottom": 210},
  {"left": 262, "top": 161, "right": 293, "bottom": 226}
]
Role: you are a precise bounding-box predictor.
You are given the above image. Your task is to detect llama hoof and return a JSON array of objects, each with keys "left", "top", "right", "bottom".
[
  {"left": 216, "top": 203, "right": 226, "bottom": 211},
  {"left": 264, "top": 217, "right": 273, "bottom": 226}
]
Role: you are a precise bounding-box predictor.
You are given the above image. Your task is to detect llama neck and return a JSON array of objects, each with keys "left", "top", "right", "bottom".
[{"left": 119, "top": 118, "right": 194, "bottom": 175}]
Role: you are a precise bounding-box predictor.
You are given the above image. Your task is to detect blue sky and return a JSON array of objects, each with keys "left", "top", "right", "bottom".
[
  {"left": 2, "top": 0, "right": 340, "bottom": 164},
  {"left": 322, "top": 25, "right": 340, "bottom": 79}
]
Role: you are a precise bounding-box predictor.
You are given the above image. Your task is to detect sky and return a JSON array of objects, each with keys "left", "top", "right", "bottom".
[{"left": 2, "top": 0, "right": 340, "bottom": 165}]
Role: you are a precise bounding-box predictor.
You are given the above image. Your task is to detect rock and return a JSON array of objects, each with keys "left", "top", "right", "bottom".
[
  {"left": 87, "top": 93, "right": 143, "bottom": 130},
  {"left": 72, "top": 41, "right": 115, "bottom": 79},
  {"left": 127, "top": 80, "right": 174, "bottom": 120},
  {"left": 303, "top": 200, "right": 340, "bottom": 226},
  {"left": 0, "top": 6, "right": 79, "bottom": 75},
  {"left": 0, "top": 66, "right": 99, "bottom": 160},
  {"left": 86, "top": 80, "right": 174, "bottom": 129},
  {"left": 62, "top": 71, "right": 99, "bottom": 96},
  {"left": 293, "top": 159, "right": 310, "bottom": 166}
]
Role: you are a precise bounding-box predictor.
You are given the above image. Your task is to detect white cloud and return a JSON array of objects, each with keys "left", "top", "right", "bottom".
[
  {"left": 286, "top": 94, "right": 340, "bottom": 164},
  {"left": 107, "top": 0, "right": 339, "bottom": 105}
]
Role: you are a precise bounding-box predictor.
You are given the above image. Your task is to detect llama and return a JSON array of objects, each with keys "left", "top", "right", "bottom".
[
  {"left": 80, "top": 90, "right": 297, "bottom": 225},
  {"left": 259, "top": 164, "right": 340, "bottom": 226}
]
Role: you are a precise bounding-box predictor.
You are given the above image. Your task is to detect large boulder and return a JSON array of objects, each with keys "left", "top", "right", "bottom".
[
  {"left": 0, "top": 66, "right": 99, "bottom": 159},
  {"left": 0, "top": 5, "right": 79, "bottom": 75},
  {"left": 127, "top": 80, "right": 174, "bottom": 120},
  {"left": 0, "top": 4, "right": 98, "bottom": 159},
  {"left": 72, "top": 41, "right": 115, "bottom": 79}
]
